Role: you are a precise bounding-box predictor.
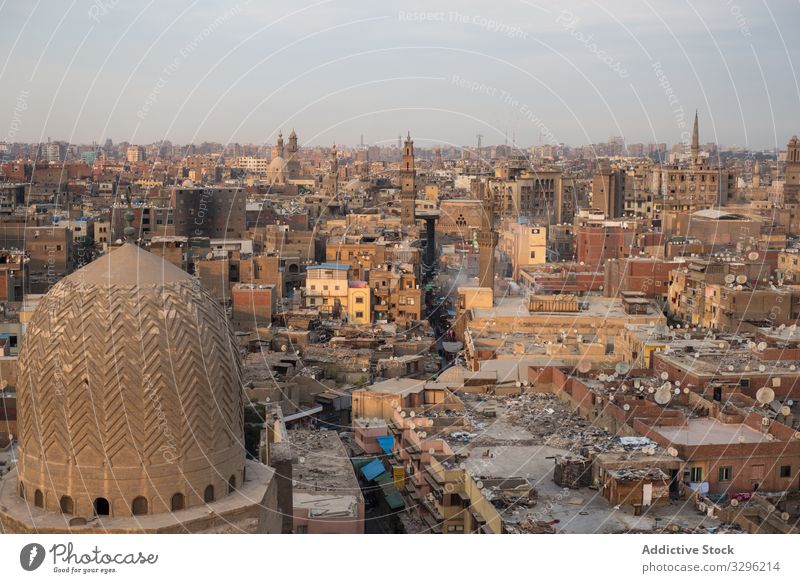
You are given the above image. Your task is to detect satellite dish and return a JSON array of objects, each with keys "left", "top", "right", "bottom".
[
  {"left": 758, "top": 365, "right": 766, "bottom": 372},
  {"left": 724, "top": 274, "right": 735, "bottom": 284},
  {"left": 748, "top": 251, "right": 759, "bottom": 261},
  {"left": 738, "top": 435, "right": 746, "bottom": 444},
  {"left": 615, "top": 362, "right": 630, "bottom": 375},
  {"left": 756, "top": 387, "right": 775, "bottom": 404},
  {"left": 577, "top": 361, "right": 591, "bottom": 373},
  {"left": 757, "top": 342, "right": 767, "bottom": 351},
  {"left": 623, "top": 404, "right": 630, "bottom": 411},
  {"left": 781, "top": 512, "right": 790, "bottom": 522},
  {"left": 660, "top": 372, "right": 669, "bottom": 381},
  {"left": 654, "top": 388, "right": 671, "bottom": 405},
  {"left": 667, "top": 447, "right": 678, "bottom": 457},
  {"left": 599, "top": 373, "right": 608, "bottom": 382},
  {"left": 731, "top": 499, "right": 739, "bottom": 507},
  {"left": 735, "top": 274, "right": 748, "bottom": 285}
]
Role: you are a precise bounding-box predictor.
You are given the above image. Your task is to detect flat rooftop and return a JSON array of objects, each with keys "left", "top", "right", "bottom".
[
  {"left": 290, "top": 430, "right": 362, "bottom": 496},
  {"left": 363, "top": 377, "right": 426, "bottom": 396},
  {"left": 471, "top": 295, "right": 662, "bottom": 319},
  {"left": 653, "top": 418, "right": 768, "bottom": 446}
]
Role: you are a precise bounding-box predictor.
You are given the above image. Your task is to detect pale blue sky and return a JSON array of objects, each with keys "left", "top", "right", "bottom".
[{"left": 1, "top": 0, "right": 798, "bottom": 149}]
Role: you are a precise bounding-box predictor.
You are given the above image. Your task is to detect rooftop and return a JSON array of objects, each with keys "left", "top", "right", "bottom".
[{"left": 653, "top": 418, "right": 768, "bottom": 446}]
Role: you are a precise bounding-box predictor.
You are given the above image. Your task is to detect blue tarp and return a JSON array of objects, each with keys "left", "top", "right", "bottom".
[
  {"left": 376, "top": 436, "right": 395, "bottom": 456},
  {"left": 360, "top": 458, "right": 385, "bottom": 481}
]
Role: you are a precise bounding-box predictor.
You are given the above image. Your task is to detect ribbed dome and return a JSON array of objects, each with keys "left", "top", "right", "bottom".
[{"left": 16, "top": 244, "right": 245, "bottom": 518}]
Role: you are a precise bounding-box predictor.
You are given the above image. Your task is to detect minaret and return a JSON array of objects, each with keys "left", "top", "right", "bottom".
[
  {"left": 276, "top": 131, "right": 284, "bottom": 158},
  {"left": 690, "top": 110, "right": 700, "bottom": 168},
  {"left": 752, "top": 158, "right": 761, "bottom": 188},
  {"left": 476, "top": 180, "right": 498, "bottom": 293},
  {"left": 785, "top": 136, "right": 800, "bottom": 204},
  {"left": 329, "top": 143, "right": 338, "bottom": 199},
  {"left": 287, "top": 129, "right": 298, "bottom": 155},
  {"left": 400, "top": 132, "right": 416, "bottom": 227}
]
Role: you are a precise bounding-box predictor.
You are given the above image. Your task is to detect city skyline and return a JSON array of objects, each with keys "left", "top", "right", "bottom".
[{"left": 1, "top": 0, "right": 798, "bottom": 148}]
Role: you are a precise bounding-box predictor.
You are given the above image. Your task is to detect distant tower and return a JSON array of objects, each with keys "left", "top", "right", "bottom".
[
  {"left": 785, "top": 135, "right": 800, "bottom": 204},
  {"left": 433, "top": 146, "right": 443, "bottom": 171},
  {"left": 286, "top": 130, "right": 300, "bottom": 179},
  {"left": 400, "top": 132, "right": 416, "bottom": 227},
  {"left": 752, "top": 158, "right": 761, "bottom": 188},
  {"left": 328, "top": 143, "right": 339, "bottom": 199},
  {"left": 476, "top": 180, "right": 498, "bottom": 293},
  {"left": 275, "top": 131, "right": 285, "bottom": 158},
  {"left": 690, "top": 111, "right": 700, "bottom": 168}
]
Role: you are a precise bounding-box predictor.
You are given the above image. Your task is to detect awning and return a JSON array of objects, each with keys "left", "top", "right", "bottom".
[
  {"left": 360, "top": 458, "right": 386, "bottom": 481},
  {"left": 376, "top": 435, "right": 395, "bottom": 455}
]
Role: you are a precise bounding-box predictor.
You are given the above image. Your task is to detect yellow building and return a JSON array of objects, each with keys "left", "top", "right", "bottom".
[
  {"left": 424, "top": 184, "right": 439, "bottom": 202},
  {"left": 498, "top": 219, "right": 547, "bottom": 279},
  {"left": 304, "top": 263, "right": 350, "bottom": 317},
  {"left": 347, "top": 282, "right": 371, "bottom": 324}
]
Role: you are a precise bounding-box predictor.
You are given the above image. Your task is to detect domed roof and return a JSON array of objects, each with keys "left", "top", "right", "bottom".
[
  {"left": 16, "top": 244, "right": 245, "bottom": 518},
  {"left": 269, "top": 156, "right": 286, "bottom": 169},
  {"left": 70, "top": 242, "right": 191, "bottom": 286}
]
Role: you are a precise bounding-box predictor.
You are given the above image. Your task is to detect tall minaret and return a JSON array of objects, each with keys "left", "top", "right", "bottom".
[
  {"left": 275, "top": 131, "right": 285, "bottom": 158},
  {"left": 476, "top": 180, "right": 498, "bottom": 293},
  {"left": 785, "top": 136, "right": 800, "bottom": 204},
  {"left": 329, "top": 143, "right": 339, "bottom": 199},
  {"left": 690, "top": 110, "right": 700, "bottom": 168},
  {"left": 400, "top": 132, "right": 416, "bottom": 227}
]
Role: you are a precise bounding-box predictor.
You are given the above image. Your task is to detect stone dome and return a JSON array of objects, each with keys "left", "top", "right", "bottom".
[{"left": 16, "top": 244, "right": 245, "bottom": 518}]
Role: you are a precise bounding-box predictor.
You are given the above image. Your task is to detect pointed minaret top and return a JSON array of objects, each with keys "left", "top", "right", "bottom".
[{"left": 690, "top": 110, "right": 700, "bottom": 167}]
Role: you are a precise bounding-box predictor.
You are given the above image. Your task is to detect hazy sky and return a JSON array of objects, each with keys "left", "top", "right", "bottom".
[{"left": 1, "top": 0, "right": 798, "bottom": 149}]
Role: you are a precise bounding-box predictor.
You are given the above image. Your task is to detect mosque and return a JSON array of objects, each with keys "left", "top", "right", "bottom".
[
  {"left": 0, "top": 244, "right": 280, "bottom": 533},
  {"left": 267, "top": 129, "right": 301, "bottom": 186}
]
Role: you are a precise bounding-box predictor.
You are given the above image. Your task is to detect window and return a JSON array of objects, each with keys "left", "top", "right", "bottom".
[
  {"left": 718, "top": 466, "right": 732, "bottom": 482},
  {"left": 690, "top": 467, "right": 703, "bottom": 482},
  {"left": 228, "top": 475, "right": 236, "bottom": 494},
  {"left": 355, "top": 311, "right": 364, "bottom": 318},
  {"left": 171, "top": 493, "right": 185, "bottom": 511},
  {"left": 131, "top": 496, "right": 148, "bottom": 515},
  {"left": 34, "top": 489, "right": 44, "bottom": 508},
  {"left": 355, "top": 296, "right": 364, "bottom": 304},
  {"left": 780, "top": 465, "right": 791, "bottom": 478},
  {"left": 530, "top": 251, "right": 536, "bottom": 259},
  {"left": 93, "top": 497, "right": 110, "bottom": 516},
  {"left": 204, "top": 485, "right": 215, "bottom": 503},
  {"left": 60, "top": 496, "right": 74, "bottom": 514}
]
